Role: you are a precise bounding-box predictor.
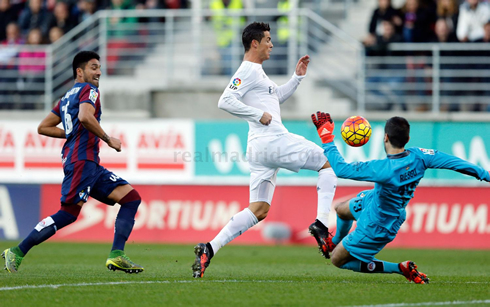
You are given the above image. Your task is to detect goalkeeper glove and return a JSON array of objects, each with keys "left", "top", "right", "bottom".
[{"left": 311, "top": 111, "right": 335, "bottom": 143}]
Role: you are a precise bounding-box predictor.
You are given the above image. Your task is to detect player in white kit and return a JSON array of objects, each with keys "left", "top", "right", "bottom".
[{"left": 192, "top": 22, "right": 338, "bottom": 278}]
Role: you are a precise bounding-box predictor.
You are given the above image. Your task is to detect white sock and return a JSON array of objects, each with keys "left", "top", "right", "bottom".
[
  {"left": 316, "top": 168, "right": 337, "bottom": 228},
  {"left": 209, "top": 208, "right": 258, "bottom": 255}
]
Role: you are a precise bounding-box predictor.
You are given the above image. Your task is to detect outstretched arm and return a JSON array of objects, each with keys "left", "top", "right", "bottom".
[
  {"left": 322, "top": 142, "right": 388, "bottom": 183},
  {"left": 311, "top": 111, "right": 389, "bottom": 183},
  {"left": 79, "top": 102, "right": 121, "bottom": 152},
  {"left": 276, "top": 55, "right": 310, "bottom": 104},
  {"left": 38, "top": 112, "right": 65, "bottom": 139},
  {"left": 425, "top": 149, "right": 490, "bottom": 182}
]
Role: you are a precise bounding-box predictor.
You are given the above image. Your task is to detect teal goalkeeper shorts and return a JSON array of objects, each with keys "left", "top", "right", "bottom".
[{"left": 342, "top": 190, "right": 397, "bottom": 263}]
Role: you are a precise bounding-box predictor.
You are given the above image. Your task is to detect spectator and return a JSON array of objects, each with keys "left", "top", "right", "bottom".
[
  {"left": 400, "top": 0, "right": 436, "bottom": 42},
  {"left": 432, "top": 18, "right": 461, "bottom": 111},
  {"left": 209, "top": 0, "right": 245, "bottom": 75},
  {"left": 108, "top": 0, "right": 137, "bottom": 38},
  {"left": 18, "top": 0, "right": 50, "bottom": 37},
  {"left": 477, "top": 20, "right": 490, "bottom": 43},
  {"left": 0, "top": 0, "right": 19, "bottom": 42},
  {"left": 162, "top": 0, "right": 187, "bottom": 9},
  {"left": 0, "top": 22, "right": 24, "bottom": 80},
  {"left": 17, "top": 28, "right": 46, "bottom": 109},
  {"left": 0, "top": 23, "right": 24, "bottom": 75},
  {"left": 365, "top": 20, "right": 406, "bottom": 111},
  {"left": 1, "top": 22, "right": 24, "bottom": 45},
  {"left": 135, "top": 0, "right": 163, "bottom": 24},
  {"left": 433, "top": 17, "right": 459, "bottom": 42},
  {"left": 18, "top": 28, "right": 45, "bottom": 73},
  {"left": 0, "top": 22, "right": 24, "bottom": 107},
  {"left": 106, "top": 0, "right": 137, "bottom": 74},
  {"left": 46, "top": 0, "right": 57, "bottom": 10},
  {"left": 49, "top": 26, "right": 64, "bottom": 43},
  {"left": 77, "top": 0, "right": 97, "bottom": 22},
  {"left": 9, "top": 0, "right": 25, "bottom": 17},
  {"left": 456, "top": 0, "right": 490, "bottom": 42},
  {"left": 364, "top": 0, "right": 403, "bottom": 46},
  {"left": 437, "top": 0, "right": 459, "bottom": 35},
  {"left": 365, "top": 19, "right": 403, "bottom": 52},
  {"left": 46, "top": 1, "right": 77, "bottom": 35}
]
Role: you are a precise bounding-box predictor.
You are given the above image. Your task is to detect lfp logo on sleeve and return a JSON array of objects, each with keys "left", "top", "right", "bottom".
[
  {"left": 229, "top": 78, "right": 241, "bottom": 90},
  {"left": 89, "top": 89, "right": 98, "bottom": 103}
]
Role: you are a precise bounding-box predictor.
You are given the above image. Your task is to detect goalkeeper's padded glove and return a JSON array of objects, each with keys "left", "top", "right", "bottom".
[{"left": 311, "top": 111, "right": 335, "bottom": 143}]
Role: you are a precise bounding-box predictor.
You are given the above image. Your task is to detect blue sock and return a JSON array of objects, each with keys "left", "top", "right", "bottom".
[
  {"left": 382, "top": 261, "right": 402, "bottom": 274},
  {"left": 340, "top": 260, "right": 361, "bottom": 271},
  {"left": 112, "top": 191, "right": 140, "bottom": 251},
  {"left": 18, "top": 210, "right": 77, "bottom": 255},
  {"left": 340, "top": 259, "right": 402, "bottom": 274},
  {"left": 332, "top": 217, "right": 353, "bottom": 245}
]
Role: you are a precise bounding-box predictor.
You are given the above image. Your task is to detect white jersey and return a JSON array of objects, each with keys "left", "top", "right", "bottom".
[{"left": 218, "top": 61, "right": 304, "bottom": 140}]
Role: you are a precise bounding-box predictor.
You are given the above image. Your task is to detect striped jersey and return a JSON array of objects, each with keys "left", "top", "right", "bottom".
[{"left": 52, "top": 82, "right": 101, "bottom": 165}]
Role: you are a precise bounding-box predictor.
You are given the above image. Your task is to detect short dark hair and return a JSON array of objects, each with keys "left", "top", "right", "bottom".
[
  {"left": 242, "top": 22, "right": 270, "bottom": 52},
  {"left": 385, "top": 116, "right": 410, "bottom": 148},
  {"left": 72, "top": 51, "right": 100, "bottom": 80}
]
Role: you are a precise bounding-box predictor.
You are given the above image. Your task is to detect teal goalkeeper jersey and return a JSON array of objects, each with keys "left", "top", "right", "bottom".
[{"left": 322, "top": 142, "right": 490, "bottom": 234}]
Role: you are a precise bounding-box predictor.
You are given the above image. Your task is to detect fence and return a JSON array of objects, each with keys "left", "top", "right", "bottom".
[
  {"left": 364, "top": 43, "right": 490, "bottom": 113},
  {"left": 0, "top": 8, "right": 362, "bottom": 112}
]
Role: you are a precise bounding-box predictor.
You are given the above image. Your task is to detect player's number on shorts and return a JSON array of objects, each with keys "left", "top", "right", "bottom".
[
  {"left": 109, "top": 173, "right": 120, "bottom": 182},
  {"left": 353, "top": 199, "right": 363, "bottom": 213}
]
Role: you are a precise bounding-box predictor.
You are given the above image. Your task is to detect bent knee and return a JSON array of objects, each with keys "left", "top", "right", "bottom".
[
  {"left": 120, "top": 189, "right": 141, "bottom": 209},
  {"left": 330, "top": 251, "right": 343, "bottom": 268},
  {"left": 249, "top": 201, "right": 270, "bottom": 221},
  {"left": 60, "top": 203, "right": 82, "bottom": 221},
  {"left": 335, "top": 200, "right": 353, "bottom": 219},
  {"left": 255, "top": 211, "right": 268, "bottom": 221}
]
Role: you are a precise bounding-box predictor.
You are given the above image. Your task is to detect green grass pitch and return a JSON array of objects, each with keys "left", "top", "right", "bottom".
[{"left": 0, "top": 242, "right": 489, "bottom": 306}]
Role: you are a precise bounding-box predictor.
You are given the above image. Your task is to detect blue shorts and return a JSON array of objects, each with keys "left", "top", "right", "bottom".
[
  {"left": 61, "top": 160, "right": 129, "bottom": 206},
  {"left": 342, "top": 190, "right": 396, "bottom": 263}
]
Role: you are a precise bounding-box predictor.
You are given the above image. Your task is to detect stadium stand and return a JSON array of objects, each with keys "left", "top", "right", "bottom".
[{"left": 0, "top": 0, "right": 489, "bottom": 116}]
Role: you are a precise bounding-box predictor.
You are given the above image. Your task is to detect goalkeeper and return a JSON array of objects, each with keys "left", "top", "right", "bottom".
[{"left": 311, "top": 112, "right": 490, "bottom": 284}]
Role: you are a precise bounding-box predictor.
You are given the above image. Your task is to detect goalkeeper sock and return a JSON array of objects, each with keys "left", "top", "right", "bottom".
[
  {"left": 332, "top": 217, "right": 353, "bottom": 245},
  {"left": 209, "top": 208, "right": 258, "bottom": 255},
  {"left": 340, "top": 259, "right": 402, "bottom": 274},
  {"left": 316, "top": 168, "right": 337, "bottom": 228}
]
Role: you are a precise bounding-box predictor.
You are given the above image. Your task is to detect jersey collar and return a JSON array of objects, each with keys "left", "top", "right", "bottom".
[{"left": 387, "top": 150, "right": 409, "bottom": 159}]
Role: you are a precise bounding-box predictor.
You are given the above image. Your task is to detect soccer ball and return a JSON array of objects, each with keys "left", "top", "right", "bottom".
[{"left": 340, "top": 116, "right": 372, "bottom": 147}]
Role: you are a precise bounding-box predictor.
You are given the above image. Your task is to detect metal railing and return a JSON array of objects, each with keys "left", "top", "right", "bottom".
[
  {"left": 0, "top": 45, "right": 47, "bottom": 110},
  {"left": 0, "top": 8, "right": 362, "bottom": 112},
  {"left": 3, "top": 8, "right": 490, "bottom": 114},
  {"left": 364, "top": 43, "right": 490, "bottom": 113}
]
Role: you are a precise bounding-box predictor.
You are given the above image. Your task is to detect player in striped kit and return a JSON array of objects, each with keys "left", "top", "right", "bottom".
[
  {"left": 2, "top": 51, "right": 144, "bottom": 274},
  {"left": 192, "top": 22, "right": 338, "bottom": 278}
]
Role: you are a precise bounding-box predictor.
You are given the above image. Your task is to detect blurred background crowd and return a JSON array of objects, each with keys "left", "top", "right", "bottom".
[
  {"left": 3, "top": 0, "right": 490, "bottom": 49},
  {"left": 0, "top": 0, "right": 189, "bottom": 46},
  {"left": 1, "top": 0, "right": 490, "bottom": 113},
  {"left": 364, "top": 0, "right": 490, "bottom": 51}
]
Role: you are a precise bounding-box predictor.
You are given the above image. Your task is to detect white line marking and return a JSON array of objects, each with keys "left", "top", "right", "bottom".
[
  {"left": 0, "top": 280, "right": 296, "bottom": 291},
  {"left": 347, "top": 301, "right": 490, "bottom": 307},
  {"left": 1, "top": 279, "right": 489, "bottom": 292}
]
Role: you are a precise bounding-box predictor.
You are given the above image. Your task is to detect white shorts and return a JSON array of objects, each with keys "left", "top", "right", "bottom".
[{"left": 247, "top": 133, "right": 327, "bottom": 204}]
